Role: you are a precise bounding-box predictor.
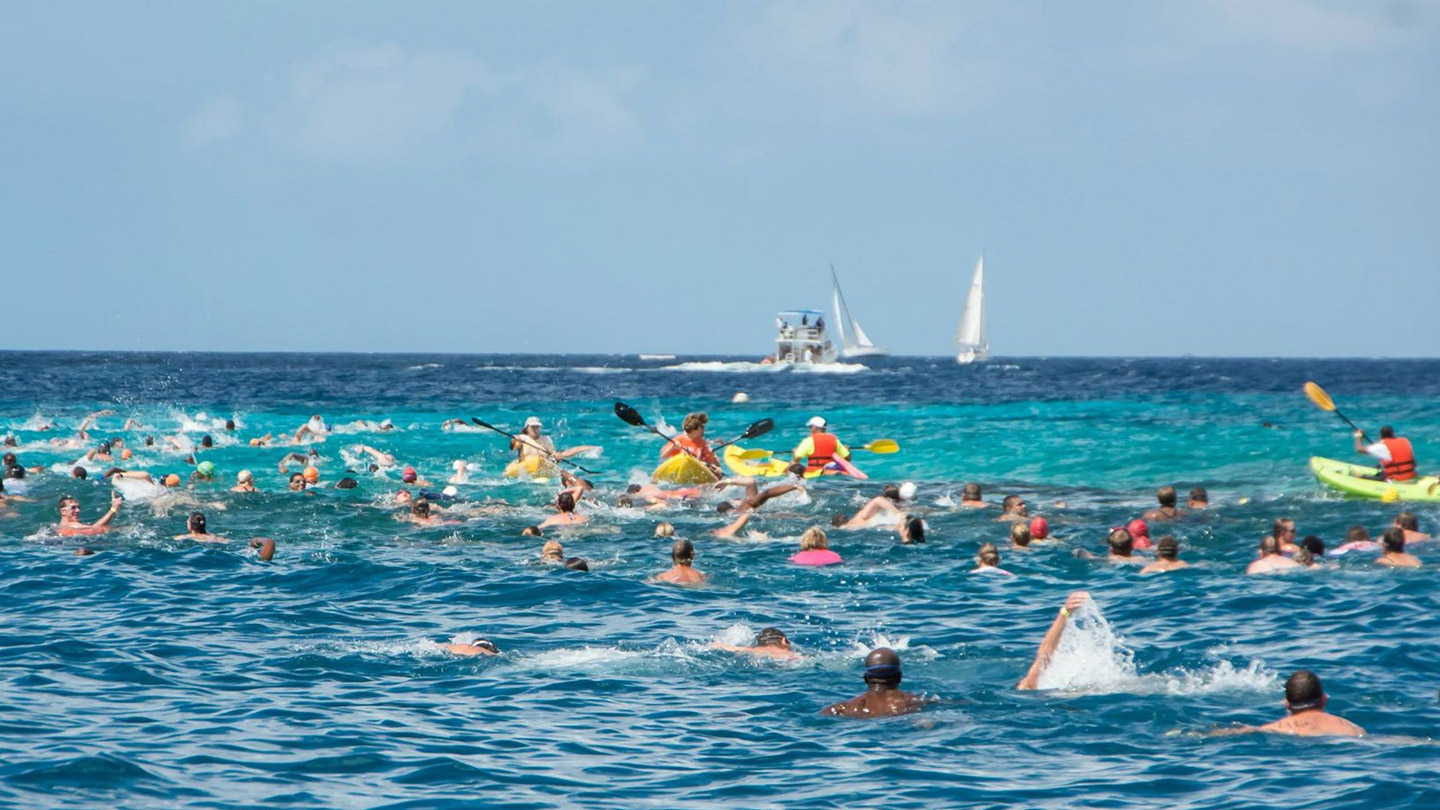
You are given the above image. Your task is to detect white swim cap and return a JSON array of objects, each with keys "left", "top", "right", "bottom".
[
  {"left": 237, "top": 469, "right": 253, "bottom": 482},
  {"left": 732, "top": 392, "right": 750, "bottom": 404},
  {"left": 442, "top": 485, "right": 458, "bottom": 498},
  {"left": 899, "top": 481, "right": 917, "bottom": 501},
  {"left": 524, "top": 416, "right": 542, "bottom": 428},
  {"left": 806, "top": 416, "right": 827, "bottom": 428},
  {"left": 453, "top": 459, "right": 467, "bottom": 470}
]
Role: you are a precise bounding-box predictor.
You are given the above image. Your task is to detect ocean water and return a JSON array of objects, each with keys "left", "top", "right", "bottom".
[{"left": 2, "top": 352, "right": 1439, "bottom": 810}]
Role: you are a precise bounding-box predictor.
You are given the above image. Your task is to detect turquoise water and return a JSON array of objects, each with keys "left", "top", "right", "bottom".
[{"left": 2, "top": 352, "right": 1439, "bottom": 809}]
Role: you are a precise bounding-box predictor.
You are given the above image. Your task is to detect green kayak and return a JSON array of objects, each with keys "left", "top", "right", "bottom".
[{"left": 1310, "top": 456, "right": 1440, "bottom": 503}]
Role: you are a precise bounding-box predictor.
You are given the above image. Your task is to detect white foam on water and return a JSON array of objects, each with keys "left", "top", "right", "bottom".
[
  {"left": 406, "top": 363, "right": 443, "bottom": 370},
  {"left": 653, "top": 361, "right": 868, "bottom": 374}
]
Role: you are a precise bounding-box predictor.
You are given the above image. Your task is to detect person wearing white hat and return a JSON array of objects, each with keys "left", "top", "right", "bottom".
[
  {"left": 511, "top": 417, "right": 557, "bottom": 464},
  {"left": 792, "top": 416, "right": 850, "bottom": 476}
]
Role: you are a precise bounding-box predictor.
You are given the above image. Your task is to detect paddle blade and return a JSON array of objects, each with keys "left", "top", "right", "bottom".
[
  {"left": 864, "top": 439, "right": 899, "bottom": 454},
  {"left": 736, "top": 448, "right": 776, "bottom": 460},
  {"left": 742, "top": 418, "right": 774, "bottom": 440},
  {"left": 1303, "top": 382, "right": 1335, "bottom": 412},
  {"left": 614, "top": 401, "right": 647, "bottom": 427},
  {"left": 471, "top": 417, "right": 495, "bottom": 430}
]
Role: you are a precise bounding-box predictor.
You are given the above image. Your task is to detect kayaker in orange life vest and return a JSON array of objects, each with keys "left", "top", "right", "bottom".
[
  {"left": 793, "top": 416, "right": 850, "bottom": 474},
  {"left": 1354, "top": 426, "right": 1417, "bottom": 481},
  {"left": 661, "top": 412, "right": 721, "bottom": 473}
]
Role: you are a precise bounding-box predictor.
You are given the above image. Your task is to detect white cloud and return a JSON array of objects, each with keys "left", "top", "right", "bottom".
[{"left": 180, "top": 96, "right": 242, "bottom": 148}]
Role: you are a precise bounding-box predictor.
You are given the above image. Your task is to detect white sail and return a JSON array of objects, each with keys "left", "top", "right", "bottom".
[
  {"left": 955, "top": 255, "right": 988, "bottom": 364},
  {"left": 831, "top": 265, "right": 890, "bottom": 358}
]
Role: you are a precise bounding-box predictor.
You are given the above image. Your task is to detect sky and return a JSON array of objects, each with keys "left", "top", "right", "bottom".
[{"left": 1, "top": 1, "right": 1437, "bottom": 357}]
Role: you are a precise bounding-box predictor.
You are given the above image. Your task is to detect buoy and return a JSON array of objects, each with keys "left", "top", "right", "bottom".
[
  {"left": 732, "top": 392, "right": 750, "bottom": 403},
  {"left": 1381, "top": 487, "right": 1400, "bottom": 503}
]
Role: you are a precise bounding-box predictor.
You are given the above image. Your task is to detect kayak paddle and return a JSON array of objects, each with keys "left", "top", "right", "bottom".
[
  {"left": 711, "top": 418, "right": 775, "bottom": 453},
  {"left": 469, "top": 417, "right": 599, "bottom": 475},
  {"left": 736, "top": 438, "right": 897, "bottom": 460},
  {"left": 1303, "top": 382, "right": 1371, "bottom": 444}
]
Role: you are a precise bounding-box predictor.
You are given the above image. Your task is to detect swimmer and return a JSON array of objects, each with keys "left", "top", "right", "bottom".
[
  {"left": 71, "top": 466, "right": 88, "bottom": 479},
  {"left": 830, "top": 493, "right": 904, "bottom": 530},
  {"left": 287, "top": 473, "right": 307, "bottom": 492},
  {"left": 791, "top": 526, "right": 843, "bottom": 566},
  {"left": 162, "top": 473, "right": 182, "bottom": 488},
  {"left": 1214, "top": 670, "right": 1365, "bottom": 737},
  {"left": 1029, "top": 516, "right": 1055, "bottom": 542},
  {"left": 654, "top": 522, "right": 675, "bottom": 538},
  {"left": 1264, "top": 518, "right": 1301, "bottom": 555},
  {"left": 406, "top": 498, "right": 448, "bottom": 526},
  {"left": 897, "top": 515, "right": 926, "bottom": 544},
  {"left": 956, "top": 480, "right": 983, "bottom": 505},
  {"left": 541, "top": 540, "right": 564, "bottom": 562},
  {"left": 1009, "top": 522, "right": 1032, "bottom": 549},
  {"left": 302, "top": 466, "right": 320, "bottom": 487},
  {"left": 653, "top": 538, "right": 706, "bottom": 585},
  {"left": 1187, "top": 487, "right": 1209, "bottom": 509},
  {"left": 400, "top": 466, "right": 430, "bottom": 487},
  {"left": 447, "top": 638, "right": 501, "bottom": 657},
  {"left": 538, "top": 491, "right": 588, "bottom": 529},
  {"left": 448, "top": 459, "right": 470, "bottom": 485},
  {"left": 821, "top": 648, "right": 927, "bottom": 718},
  {"left": 278, "top": 449, "right": 319, "bottom": 473},
  {"left": 1247, "top": 535, "right": 1302, "bottom": 575},
  {"left": 56, "top": 492, "right": 123, "bottom": 537},
  {"left": 521, "top": 525, "right": 543, "bottom": 538},
  {"left": 248, "top": 433, "right": 274, "bottom": 447},
  {"left": 353, "top": 444, "right": 396, "bottom": 468},
  {"left": 710, "top": 627, "right": 800, "bottom": 660},
  {"left": 1395, "top": 511, "right": 1429, "bottom": 545},
  {"left": 230, "top": 470, "right": 256, "bottom": 493},
  {"left": 1142, "top": 486, "right": 1187, "bottom": 522},
  {"left": 1075, "top": 528, "right": 1138, "bottom": 563},
  {"left": 564, "top": 557, "right": 589, "bottom": 571},
  {"left": 175, "top": 511, "right": 226, "bottom": 542},
  {"left": 335, "top": 477, "right": 358, "bottom": 490},
  {"left": 85, "top": 440, "right": 114, "bottom": 462},
  {"left": 1017, "top": 591, "right": 1092, "bottom": 690},
  {"left": 1140, "top": 536, "right": 1190, "bottom": 574},
  {"left": 1376, "top": 527, "right": 1421, "bottom": 568},
  {"left": 1331, "top": 525, "right": 1376, "bottom": 556},
  {"left": 192, "top": 460, "right": 216, "bottom": 482},
  {"left": 1126, "top": 518, "right": 1154, "bottom": 550},
  {"left": 996, "top": 494, "right": 1029, "bottom": 522},
  {"left": 972, "top": 542, "right": 1013, "bottom": 575},
  {"left": 293, "top": 414, "right": 329, "bottom": 443},
  {"left": 250, "top": 538, "right": 276, "bottom": 561}
]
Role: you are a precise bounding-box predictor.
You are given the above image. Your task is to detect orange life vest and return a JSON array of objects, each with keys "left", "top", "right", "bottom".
[
  {"left": 663, "top": 433, "right": 717, "bottom": 467},
  {"left": 1381, "top": 437, "right": 1416, "bottom": 481},
  {"left": 806, "top": 432, "right": 838, "bottom": 472}
]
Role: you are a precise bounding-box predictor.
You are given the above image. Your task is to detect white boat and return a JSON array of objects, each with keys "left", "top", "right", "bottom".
[
  {"left": 638, "top": 354, "right": 676, "bottom": 361},
  {"left": 770, "top": 309, "right": 837, "bottom": 364},
  {"left": 954, "top": 255, "right": 989, "bottom": 364},
  {"left": 830, "top": 266, "right": 890, "bottom": 359}
]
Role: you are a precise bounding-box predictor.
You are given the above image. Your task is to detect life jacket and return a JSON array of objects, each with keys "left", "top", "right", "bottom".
[
  {"left": 1381, "top": 437, "right": 1416, "bottom": 481},
  {"left": 665, "top": 434, "right": 717, "bottom": 466},
  {"left": 806, "top": 432, "right": 838, "bottom": 472}
]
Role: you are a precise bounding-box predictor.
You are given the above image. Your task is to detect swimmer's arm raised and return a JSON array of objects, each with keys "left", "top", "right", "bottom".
[
  {"left": 93, "top": 492, "right": 122, "bottom": 528},
  {"left": 1016, "top": 591, "right": 1088, "bottom": 690}
]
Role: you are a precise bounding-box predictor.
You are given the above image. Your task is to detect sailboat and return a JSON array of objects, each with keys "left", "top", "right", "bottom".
[
  {"left": 830, "top": 266, "right": 890, "bottom": 359},
  {"left": 954, "top": 255, "right": 988, "bottom": 364}
]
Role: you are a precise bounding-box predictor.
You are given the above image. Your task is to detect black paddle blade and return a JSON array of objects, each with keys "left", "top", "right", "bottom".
[
  {"left": 471, "top": 417, "right": 495, "bottom": 430},
  {"left": 614, "top": 401, "right": 647, "bottom": 427},
  {"left": 742, "top": 418, "right": 774, "bottom": 440}
]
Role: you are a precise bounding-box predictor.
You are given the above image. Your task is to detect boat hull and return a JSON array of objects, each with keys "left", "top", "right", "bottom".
[{"left": 1310, "top": 456, "right": 1440, "bottom": 502}]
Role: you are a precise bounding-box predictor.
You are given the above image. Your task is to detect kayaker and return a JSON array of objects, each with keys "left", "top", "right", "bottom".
[
  {"left": 661, "top": 412, "right": 720, "bottom": 471},
  {"left": 1354, "top": 426, "right": 1417, "bottom": 481},
  {"left": 792, "top": 416, "right": 850, "bottom": 475},
  {"left": 512, "top": 417, "right": 556, "bottom": 463}
]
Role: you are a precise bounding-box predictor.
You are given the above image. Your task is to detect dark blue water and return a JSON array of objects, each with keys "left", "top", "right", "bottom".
[{"left": 2, "top": 352, "right": 1439, "bottom": 809}]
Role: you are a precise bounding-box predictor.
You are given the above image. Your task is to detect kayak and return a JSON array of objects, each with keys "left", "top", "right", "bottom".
[
  {"left": 652, "top": 452, "right": 719, "bottom": 485},
  {"left": 1310, "top": 456, "right": 1440, "bottom": 503},
  {"left": 504, "top": 456, "right": 558, "bottom": 481},
  {"left": 722, "top": 445, "right": 867, "bottom": 480}
]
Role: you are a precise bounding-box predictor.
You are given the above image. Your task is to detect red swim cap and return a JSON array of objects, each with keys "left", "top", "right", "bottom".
[
  {"left": 402, "top": 466, "right": 417, "bottom": 483},
  {"left": 1127, "top": 519, "right": 1149, "bottom": 538},
  {"left": 1029, "top": 517, "right": 1049, "bottom": 539}
]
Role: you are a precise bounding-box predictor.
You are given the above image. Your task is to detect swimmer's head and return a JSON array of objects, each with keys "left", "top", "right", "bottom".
[
  {"left": 1001, "top": 494, "right": 1026, "bottom": 515},
  {"left": 288, "top": 473, "right": 306, "bottom": 491},
  {"left": 881, "top": 484, "right": 901, "bottom": 503},
  {"left": 1259, "top": 535, "right": 1281, "bottom": 556},
  {"left": 1301, "top": 535, "right": 1325, "bottom": 558},
  {"left": 557, "top": 491, "right": 576, "bottom": 513},
  {"left": 905, "top": 516, "right": 926, "bottom": 543},
  {"left": 755, "top": 627, "right": 790, "bottom": 649},
  {"left": 786, "top": 461, "right": 806, "bottom": 477},
  {"left": 1, "top": 452, "right": 15, "bottom": 467},
  {"left": 541, "top": 540, "right": 564, "bottom": 560},
  {"left": 1010, "top": 522, "right": 1031, "bottom": 546},
  {"left": 58, "top": 495, "right": 79, "bottom": 514},
  {"left": 863, "top": 647, "right": 902, "bottom": 687},
  {"left": 522, "top": 525, "right": 543, "bottom": 537},
  {"left": 671, "top": 537, "right": 695, "bottom": 564},
  {"left": 962, "top": 482, "right": 982, "bottom": 502},
  {"left": 225, "top": 419, "right": 235, "bottom": 431},
  {"left": 1127, "top": 518, "right": 1149, "bottom": 539},
  {"left": 187, "top": 511, "right": 206, "bottom": 533},
  {"left": 302, "top": 466, "right": 319, "bottom": 484},
  {"left": 1382, "top": 526, "right": 1406, "bottom": 554},
  {"left": 1156, "top": 486, "right": 1177, "bottom": 508},
  {"left": 196, "top": 460, "right": 215, "bottom": 478},
  {"left": 1029, "top": 517, "right": 1049, "bottom": 540},
  {"left": 830, "top": 512, "right": 849, "bottom": 527},
  {"left": 616, "top": 495, "right": 634, "bottom": 508},
  {"left": 626, "top": 484, "right": 642, "bottom": 494},
  {"left": 120, "top": 448, "right": 132, "bottom": 460},
  {"left": 800, "top": 526, "right": 828, "bottom": 551},
  {"left": 1283, "top": 670, "right": 1325, "bottom": 713},
  {"left": 6, "top": 465, "right": 25, "bottom": 480},
  {"left": 716, "top": 502, "right": 735, "bottom": 515},
  {"left": 236, "top": 470, "right": 254, "bottom": 485},
  {"left": 472, "top": 639, "right": 500, "bottom": 655},
  {"left": 412, "top": 498, "right": 431, "bottom": 518},
  {"left": 71, "top": 466, "right": 88, "bottom": 479},
  {"left": 97, "top": 440, "right": 111, "bottom": 454},
  {"left": 1108, "top": 527, "right": 1134, "bottom": 556},
  {"left": 163, "top": 473, "right": 181, "bottom": 487},
  {"left": 1346, "top": 525, "right": 1369, "bottom": 544},
  {"left": 452, "top": 459, "right": 468, "bottom": 471},
  {"left": 402, "top": 466, "right": 417, "bottom": 483},
  {"left": 1189, "top": 486, "right": 1208, "bottom": 505},
  {"left": 1397, "top": 511, "right": 1420, "bottom": 532},
  {"left": 564, "top": 557, "right": 589, "bottom": 572},
  {"left": 976, "top": 542, "right": 1000, "bottom": 568},
  {"left": 898, "top": 482, "right": 917, "bottom": 502},
  {"left": 200, "top": 435, "right": 213, "bottom": 448},
  {"left": 336, "top": 477, "right": 358, "bottom": 489},
  {"left": 144, "top": 436, "right": 155, "bottom": 447},
  {"left": 1156, "top": 535, "right": 1179, "bottom": 560},
  {"left": 654, "top": 522, "right": 675, "bottom": 538}
]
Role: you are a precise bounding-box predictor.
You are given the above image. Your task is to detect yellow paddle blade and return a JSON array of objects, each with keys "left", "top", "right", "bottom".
[
  {"left": 736, "top": 448, "right": 775, "bottom": 460},
  {"left": 863, "top": 439, "right": 899, "bottom": 454},
  {"left": 1303, "top": 381, "right": 1335, "bottom": 412}
]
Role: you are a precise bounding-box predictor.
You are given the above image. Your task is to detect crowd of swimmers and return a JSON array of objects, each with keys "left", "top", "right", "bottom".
[{"left": 2, "top": 408, "right": 1430, "bottom": 736}]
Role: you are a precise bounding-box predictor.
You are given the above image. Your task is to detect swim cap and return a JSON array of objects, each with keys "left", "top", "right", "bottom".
[
  {"left": 1127, "top": 518, "right": 1149, "bottom": 538},
  {"left": 442, "top": 485, "right": 458, "bottom": 498},
  {"left": 196, "top": 461, "right": 215, "bottom": 477},
  {"left": 732, "top": 392, "right": 750, "bottom": 404},
  {"left": 379, "top": 418, "right": 393, "bottom": 428},
  {"left": 1029, "top": 516, "right": 1049, "bottom": 539},
  {"left": 806, "top": 416, "right": 827, "bottom": 428},
  {"left": 524, "top": 416, "right": 542, "bottom": 428},
  {"left": 120, "top": 448, "right": 132, "bottom": 460},
  {"left": 303, "top": 466, "right": 319, "bottom": 483},
  {"left": 402, "top": 466, "right": 417, "bottom": 483},
  {"left": 163, "top": 473, "right": 181, "bottom": 487},
  {"left": 898, "top": 482, "right": 917, "bottom": 501},
  {"left": 237, "top": 469, "right": 253, "bottom": 482}
]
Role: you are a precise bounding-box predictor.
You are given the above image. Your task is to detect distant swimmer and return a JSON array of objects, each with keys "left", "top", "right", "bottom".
[
  {"left": 653, "top": 538, "right": 706, "bottom": 585},
  {"left": 1376, "top": 527, "right": 1421, "bottom": 568},
  {"left": 278, "top": 449, "right": 319, "bottom": 473},
  {"left": 287, "top": 473, "right": 307, "bottom": 492},
  {"left": 1214, "top": 670, "right": 1365, "bottom": 737},
  {"left": 231, "top": 470, "right": 257, "bottom": 493},
  {"left": 1140, "top": 536, "right": 1190, "bottom": 574},
  {"left": 1126, "top": 519, "right": 1153, "bottom": 550},
  {"left": 1075, "top": 528, "right": 1138, "bottom": 563},
  {"left": 1017, "top": 591, "right": 1092, "bottom": 690},
  {"left": 1009, "top": 522, "right": 1032, "bottom": 549},
  {"left": 792, "top": 416, "right": 850, "bottom": 476},
  {"left": 820, "top": 648, "right": 928, "bottom": 718},
  {"left": 1247, "top": 535, "right": 1302, "bottom": 575},
  {"left": 302, "top": 466, "right": 320, "bottom": 487},
  {"left": 1029, "top": 517, "right": 1054, "bottom": 542},
  {"left": 1395, "top": 511, "right": 1429, "bottom": 545},
  {"left": 711, "top": 627, "right": 800, "bottom": 660},
  {"left": 353, "top": 444, "right": 396, "bottom": 468},
  {"left": 712, "top": 479, "right": 805, "bottom": 538},
  {"left": 85, "top": 440, "right": 114, "bottom": 463},
  {"left": 830, "top": 494, "right": 903, "bottom": 530},
  {"left": 1187, "top": 487, "right": 1209, "bottom": 509},
  {"left": 1294, "top": 536, "right": 1326, "bottom": 567},
  {"left": 1355, "top": 426, "right": 1416, "bottom": 481},
  {"left": 959, "top": 482, "right": 988, "bottom": 508},
  {"left": 1265, "top": 518, "right": 1301, "bottom": 554},
  {"left": 1142, "top": 486, "right": 1186, "bottom": 522},
  {"left": 897, "top": 515, "right": 926, "bottom": 544},
  {"left": 791, "top": 526, "right": 843, "bottom": 566},
  {"left": 56, "top": 492, "right": 123, "bottom": 537},
  {"left": 175, "top": 511, "right": 226, "bottom": 542},
  {"left": 564, "top": 557, "right": 590, "bottom": 571},
  {"left": 996, "top": 494, "right": 1029, "bottom": 523},
  {"left": 192, "top": 460, "right": 216, "bottom": 483},
  {"left": 661, "top": 412, "right": 721, "bottom": 475},
  {"left": 406, "top": 499, "right": 453, "bottom": 527},
  {"left": 1331, "top": 525, "right": 1375, "bottom": 556},
  {"left": 538, "top": 491, "right": 588, "bottom": 529},
  {"left": 294, "top": 414, "right": 330, "bottom": 443},
  {"left": 972, "top": 543, "right": 1013, "bottom": 576},
  {"left": 541, "top": 540, "right": 564, "bottom": 562},
  {"left": 447, "top": 638, "right": 501, "bottom": 657}
]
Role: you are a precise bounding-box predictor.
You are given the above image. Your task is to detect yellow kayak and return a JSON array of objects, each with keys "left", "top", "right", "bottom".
[
  {"left": 723, "top": 444, "right": 790, "bottom": 478},
  {"left": 504, "top": 456, "right": 558, "bottom": 481},
  {"left": 1310, "top": 456, "right": 1440, "bottom": 502},
  {"left": 652, "top": 452, "right": 719, "bottom": 485}
]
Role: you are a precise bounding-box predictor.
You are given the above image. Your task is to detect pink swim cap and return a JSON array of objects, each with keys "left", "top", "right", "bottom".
[
  {"left": 1127, "top": 518, "right": 1149, "bottom": 538},
  {"left": 402, "top": 466, "right": 417, "bottom": 483},
  {"left": 1029, "top": 517, "right": 1049, "bottom": 539}
]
